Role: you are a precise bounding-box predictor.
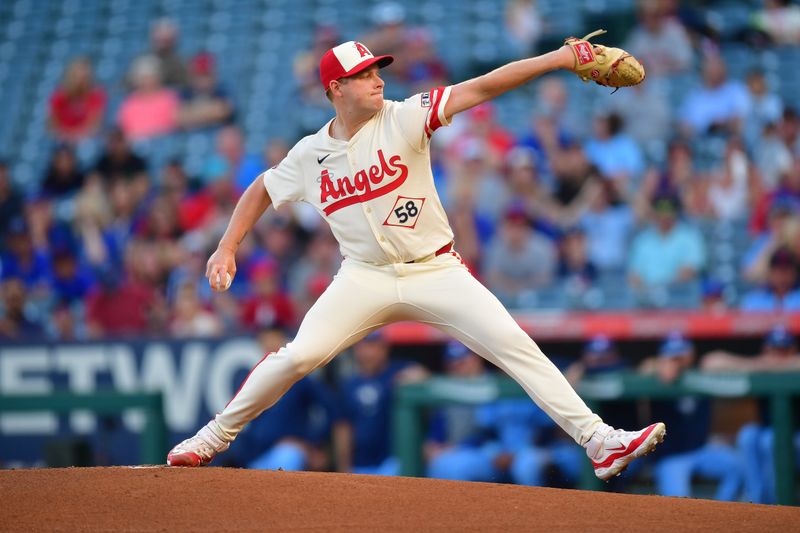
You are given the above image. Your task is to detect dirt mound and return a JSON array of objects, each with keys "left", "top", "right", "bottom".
[{"left": 0, "top": 467, "right": 797, "bottom": 531}]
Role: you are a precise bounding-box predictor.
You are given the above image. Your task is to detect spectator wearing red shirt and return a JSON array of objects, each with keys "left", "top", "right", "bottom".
[
  {"left": 241, "top": 259, "right": 296, "bottom": 332},
  {"left": 48, "top": 58, "right": 107, "bottom": 143}
]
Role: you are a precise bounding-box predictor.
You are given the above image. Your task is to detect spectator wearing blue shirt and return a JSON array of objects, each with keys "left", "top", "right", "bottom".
[
  {"left": 641, "top": 333, "right": 743, "bottom": 501},
  {"left": 579, "top": 179, "right": 635, "bottom": 274},
  {"left": 203, "top": 125, "right": 264, "bottom": 195},
  {"left": 584, "top": 112, "right": 645, "bottom": 192},
  {"left": 680, "top": 54, "right": 750, "bottom": 137},
  {"left": 334, "top": 331, "right": 427, "bottom": 475},
  {"left": 0, "top": 218, "right": 52, "bottom": 290},
  {"left": 628, "top": 195, "right": 706, "bottom": 306},
  {"left": 740, "top": 247, "right": 800, "bottom": 312},
  {"left": 234, "top": 327, "right": 339, "bottom": 471}
]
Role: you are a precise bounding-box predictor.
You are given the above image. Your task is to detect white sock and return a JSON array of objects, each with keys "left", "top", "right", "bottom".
[{"left": 584, "top": 423, "right": 613, "bottom": 458}]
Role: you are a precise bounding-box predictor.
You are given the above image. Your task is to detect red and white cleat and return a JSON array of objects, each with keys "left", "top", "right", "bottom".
[
  {"left": 167, "top": 421, "right": 230, "bottom": 467},
  {"left": 586, "top": 422, "right": 666, "bottom": 481}
]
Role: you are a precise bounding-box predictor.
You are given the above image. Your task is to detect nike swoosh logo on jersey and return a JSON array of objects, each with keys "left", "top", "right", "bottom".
[{"left": 317, "top": 154, "right": 331, "bottom": 165}]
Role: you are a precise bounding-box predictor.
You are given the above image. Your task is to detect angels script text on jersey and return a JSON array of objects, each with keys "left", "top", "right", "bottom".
[{"left": 320, "top": 149, "right": 408, "bottom": 215}]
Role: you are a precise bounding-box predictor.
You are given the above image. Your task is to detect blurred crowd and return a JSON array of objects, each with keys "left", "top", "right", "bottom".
[
  {"left": 0, "top": 0, "right": 799, "bottom": 502},
  {"left": 2, "top": 1, "right": 800, "bottom": 342}
]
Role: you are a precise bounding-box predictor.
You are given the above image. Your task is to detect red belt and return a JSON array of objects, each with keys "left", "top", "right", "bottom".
[{"left": 406, "top": 241, "right": 453, "bottom": 264}]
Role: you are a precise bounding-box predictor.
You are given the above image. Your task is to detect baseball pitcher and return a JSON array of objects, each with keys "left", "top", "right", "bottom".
[{"left": 167, "top": 33, "right": 663, "bottom": 481}]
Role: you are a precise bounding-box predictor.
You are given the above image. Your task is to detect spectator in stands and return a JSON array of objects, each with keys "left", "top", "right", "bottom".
[
  {"left": 41, "top": 144, "right": 85, "bottom": 199},
  {"left": 0, "top": 217, "right": 51, "bottom": 290},
  {"left": 778, "top": 108, "right": 800, "bottom": 156},
  {"left": 606, "top": 82, "right": 671, "bottom": 155},
  {"left": 448, "top": 103, "right": 516, "bottom": 174},
  {"left": 169, "top": 280, "right": 222, "bottom": 337},
  {"left": 504, "top": 0, "right": 543, "bottom": 58},
  {"left": 743, "top": 69, "right": 784, "bottom": 150},
  {"left": 132, "top": 18, "right": 189, "bottom": 89},
  {"left": 579, "top": 178, "right": 635, "bottom": 274},
  {"left": 639, "top": 332, "right": 743, "bottom": 501},
  {"left": 178, "top": 52, "right": 234, "bottom": 131},
  {"left": 84, "top": 240, "right": 163, "bottom": 338},
  {"left": 334, "top": 331, "right": 428, "bottom": 475},
  {"left": 50, "top": 243, "right": 93, "bottom": 305},
  {"left": 680, "top": 53, "right": 750, "bottom": 137},
  {"left": 89, "top": 128, "right": 150, "bottom": 201},
  {"left": 288, "top": 228, "right": 340, "bottom": 317},
  {"left": 557, "top": 226, "right": 597, "bottom": 296},
  {"left": 751, "top": 0, "right": 800, "bottom": 46},
  {"left": 753, "top": 123, "right": 794, "bottom": 191},
  {"left": 706, "top": 137, "right": 759, "bottom": 221},
  {"left": 549, "top": 142, "right": 603, "bottom": 223},
  {"left": 504, "top": 146, "right": 563, "bottom": 235},
  {"left": 240, "top": 258, "right": 296, "bottom": 332},
  {"left": 427, "top": 341, "right": 582, "bottom": 487},
  {"left": 635, "top": 140, "right": 697, "bottom": 221},
  {"left": 359, "top": 2, "right": 411, "bottom": 98},
  {"left": 628, "top": 194, "right": 706, "bottom": 302},
  {"left": 48, "top": 57, "right": 106, "bottom": 143},
  {"left": 446, "top": 138, "right": 509, "bottom": 223},
  {"left": 293, "top": 25, "right": 342, "bottom": 135},
  {"left": 584, "top": 112, "right": 646, "bottom": 192},
  {"left": 701, "top": 325, "right": 800, "bottom": 504},
  {"left": 137, "top": 194, "right": 185, "bottom": 285},
  {"left": 0, "top": 161, "right": 23, "bottom": 236},
  {"left": 749, "top": 154, "right": 800, "bottom": 235},
  {"left": 0, "top": 277, "right": 42, "bottom": 340},
  {"left": 484, "top": 205, "right": 557, "bottom": 306},
  {"left": 203, "top": 125, "right": 263, "bottom": 195},
  {"left": 394, "top": 28, "right": 449, "bottom": 94},
  {"left": 742, "top": 199, "right": 800, "bottom": 285},
  {"left": 235, "top": 327, "right": 338, "bottom": 471},
  {"left": 624, "top": 0, "right": 693, "bottom": 78},
  {"left": 117, "top": 56, "right": 179, "bottom": 142},
  {"left": 740, "top": 247, "right": 800, "bottom": 312}
]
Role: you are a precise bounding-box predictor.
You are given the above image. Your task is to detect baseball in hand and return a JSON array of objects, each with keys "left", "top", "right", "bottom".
[{"left": 214, "top": 272, "right": 232, "bottom": 291}]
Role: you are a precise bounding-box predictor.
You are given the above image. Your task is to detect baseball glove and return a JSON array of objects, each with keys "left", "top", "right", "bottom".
[{"left": 564, "top": 29, "right": 645, "bottom": 91}]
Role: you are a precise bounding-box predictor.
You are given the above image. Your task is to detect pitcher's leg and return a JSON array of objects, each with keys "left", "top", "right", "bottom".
[
  {"left": 403, "top": 262, "right": 600, "bottom": 444},
  {"left": 216, "top": 263, "right": 397, "bottom": 438}
]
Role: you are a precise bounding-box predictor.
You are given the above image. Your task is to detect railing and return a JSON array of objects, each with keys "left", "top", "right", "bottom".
[
  {"left": 0, "top": 391, "right": 167, "bottom": 466},
  {"left": 393, "top": 371, "right": 800, "bottom": 505}
]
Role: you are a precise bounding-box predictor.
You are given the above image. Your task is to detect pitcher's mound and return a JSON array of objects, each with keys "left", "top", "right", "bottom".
[{"left": 1, "top": 467, "right": 797, "bottom": 531}]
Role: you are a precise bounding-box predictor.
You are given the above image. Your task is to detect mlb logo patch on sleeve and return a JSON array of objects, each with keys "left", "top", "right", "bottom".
[{"left": 421, "top": 92, "right": 431, "bottom": 108}]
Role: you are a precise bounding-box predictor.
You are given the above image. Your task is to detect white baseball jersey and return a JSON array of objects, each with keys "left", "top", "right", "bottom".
[{"left": 262, "top": 86, "right": 454, "bottom": 264}]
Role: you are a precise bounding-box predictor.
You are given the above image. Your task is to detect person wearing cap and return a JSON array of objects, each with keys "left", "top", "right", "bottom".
[
  {"left": 168, "top": 37, "right": 667, "bottom": 478},
  {"left": 740, "top": 246, "right": 800, "bottom": 312},
  {"left": 640, "top": 332, "right": 743, "bottom": 500},
  {"left": 628, "top": 193, "right": 706, "bottom": 301},
  {"left": 427, "top": 342, "right": 582, "bottom": 487},
  {"left": 484, "top": 202, "right": 557, "bottom": 306},
  {"left": 701, "top": 325, "right": 800, "bottom": 503},
  {"left": 178, "top": 52, "right": 234, "bottom": 131},
  {"left": 333, "top": 331, "right": 428, "bottom": 475}
]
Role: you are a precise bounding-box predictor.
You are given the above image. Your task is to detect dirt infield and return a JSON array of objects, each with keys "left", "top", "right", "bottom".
[{"left": 0, "top": 467, "right": 797, "bottom": 532}]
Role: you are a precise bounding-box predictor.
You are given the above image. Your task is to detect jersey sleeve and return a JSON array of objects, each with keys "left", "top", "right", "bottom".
[
  {"left": 261, "top": 142, "right": 305, "bottom": 208},
  {"left": 395, "top": 86, "right": 453, "bottom": 152}
]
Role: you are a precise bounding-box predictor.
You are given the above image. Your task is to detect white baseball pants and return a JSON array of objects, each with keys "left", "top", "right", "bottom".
[{"left": 215, "top": 251, "right": 602, "bottom": 445}]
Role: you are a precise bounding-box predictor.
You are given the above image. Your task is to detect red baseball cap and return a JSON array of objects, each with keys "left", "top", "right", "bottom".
[{"left": 319, "top": 41, "right": 393, "bottom": 90}]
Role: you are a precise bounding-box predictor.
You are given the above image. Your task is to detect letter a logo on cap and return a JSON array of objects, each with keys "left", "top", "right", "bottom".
[{"left": 354, "top": 42, "right": 371, "bottom": 58}]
